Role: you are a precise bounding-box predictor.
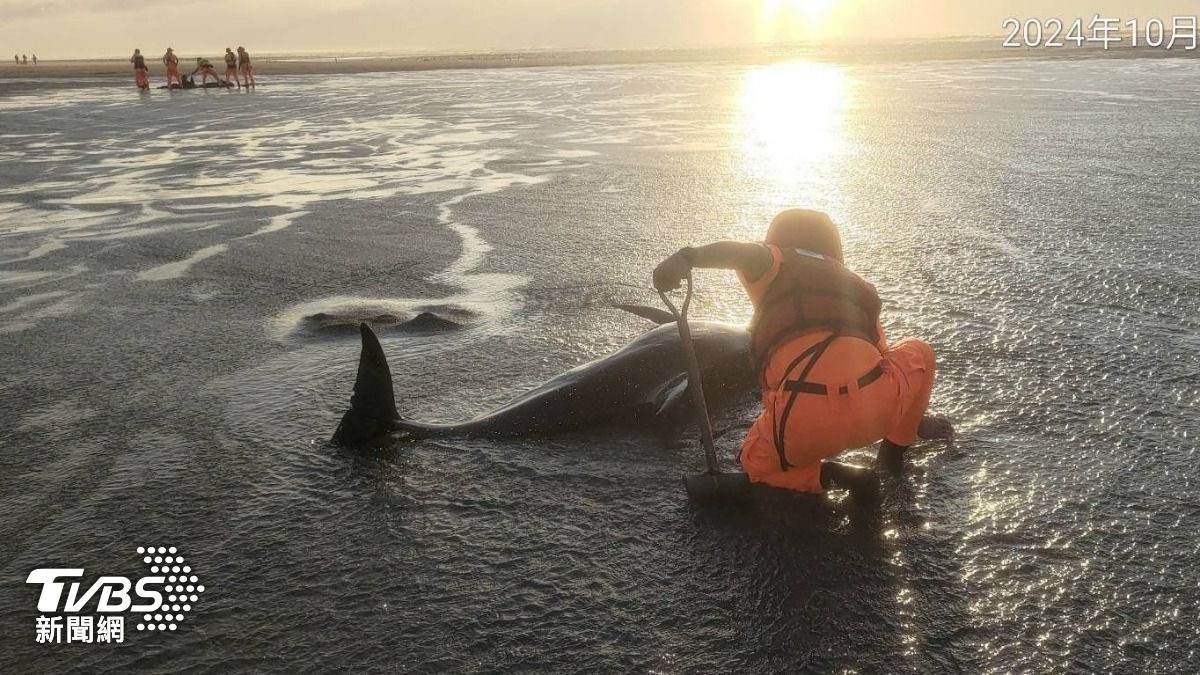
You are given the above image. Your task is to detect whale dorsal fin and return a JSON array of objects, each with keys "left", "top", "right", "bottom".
[
  {"left": 350, "top": 323, "right": 397, "bottom": 418},
  {"left": 333, "top": 323, "right": 399, "bottom": 445},
  {"left": 614, "top": 304, "right": 675, "bottom": 325}
]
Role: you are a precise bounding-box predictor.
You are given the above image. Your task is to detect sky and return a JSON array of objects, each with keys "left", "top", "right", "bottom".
[{"left": 2, "top": 0, "right": 1198, "bottom": 59}]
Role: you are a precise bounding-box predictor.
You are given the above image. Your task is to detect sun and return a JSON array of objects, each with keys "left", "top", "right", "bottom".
[
  {"left": 763, "top": 0, "right": 836, "bottom": 20},
  {"left": 758, "top": 0, "right": 837, "bottom": 42}
]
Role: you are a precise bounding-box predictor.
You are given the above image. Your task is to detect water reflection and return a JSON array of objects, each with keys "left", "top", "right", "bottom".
[{"left": 738, "top": 60, "right": 850, "bottom": 199}]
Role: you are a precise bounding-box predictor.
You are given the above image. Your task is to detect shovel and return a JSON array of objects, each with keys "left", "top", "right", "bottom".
[{"left": 658, "top": 272, "right": 752, "bottom": 502}]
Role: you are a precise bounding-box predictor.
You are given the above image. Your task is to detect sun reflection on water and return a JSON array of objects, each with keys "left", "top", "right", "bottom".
[{"left": 737, "top": 60, "right": 850, "bottom": 205}]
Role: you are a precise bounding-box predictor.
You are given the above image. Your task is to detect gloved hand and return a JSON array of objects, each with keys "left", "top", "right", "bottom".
[{"left": 653, "top": 248, "right": 693, "bottom": 292}]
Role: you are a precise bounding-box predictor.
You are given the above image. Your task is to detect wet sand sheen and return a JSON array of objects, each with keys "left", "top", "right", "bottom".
[
  {"left": 137, "top": 244, "right": 229, "bottom": 281},
  {"left": 0, "top": 59, "right": 1197, "bottom": 673}
]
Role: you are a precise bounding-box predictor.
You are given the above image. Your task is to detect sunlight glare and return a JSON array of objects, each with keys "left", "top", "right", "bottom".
[
  {"left": 758, "top": 0, "right": 837, "bottom": 42},
  {"left": 764, "top": 0, "right": 836, "bottom": 20},
  {"left": 737, "top": 60, "right": 849, "bottom": 192}
]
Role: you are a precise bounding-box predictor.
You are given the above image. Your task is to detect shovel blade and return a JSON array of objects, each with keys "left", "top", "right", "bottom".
[{"left": 683, "top": 471, "right": 752, "bottom": 502}]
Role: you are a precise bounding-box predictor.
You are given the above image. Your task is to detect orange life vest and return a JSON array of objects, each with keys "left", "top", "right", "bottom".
[
  {"left": 749, "top": 247, "right": 885, "bottom": 472},
  {"left": 749, "top": 247, "right": 882, "bottom": 378}
]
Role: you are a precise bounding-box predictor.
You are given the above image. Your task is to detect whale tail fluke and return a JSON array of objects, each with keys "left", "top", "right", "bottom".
[{"left": 332, "top": 323, "right": 400, "bottom": 446}]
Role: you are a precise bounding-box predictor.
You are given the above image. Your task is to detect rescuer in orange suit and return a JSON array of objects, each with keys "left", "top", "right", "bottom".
[
  {"left": 653, "top": 209, "right": 955, "bottom": 503},
  {"left": 130, "top": 49, "right": 150, "bottom": 90},
  {"left": 163, "top": 47, "right": 182, "bottom": 88}
]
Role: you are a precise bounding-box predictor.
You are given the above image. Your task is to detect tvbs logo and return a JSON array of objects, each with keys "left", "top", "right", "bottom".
[{"left": 26, "top": 547, "right": 204, "bottom": 644}]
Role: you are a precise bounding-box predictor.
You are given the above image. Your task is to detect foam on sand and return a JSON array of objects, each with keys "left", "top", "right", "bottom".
[{"left": 137, "top": 244, "right": 230, "bottom": 281}]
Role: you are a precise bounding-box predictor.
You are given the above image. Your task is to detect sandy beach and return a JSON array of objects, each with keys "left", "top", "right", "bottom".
[
  {"left": 1, "top": 49, "right": 711, "bottom": 79},
  {"left": 3, "top": 36, "right": 1199, "bottom": 674},
  {"left": 3, "top": 40, "right": 1195, "bottom": 81},
  {"left": 0, "top": 46, "right": 930, "bottom": 80}
]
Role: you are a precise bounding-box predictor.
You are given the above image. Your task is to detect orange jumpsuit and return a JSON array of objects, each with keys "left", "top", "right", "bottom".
[
  {"left": 132, "top": 53, "right": 149, "bottom": 88},
  {"left": 165, "top": 56, "right": 181, "bottom": 86},
  {"left": 196, "top": 63, "right": 220, "bottom": 83},
  {"left": 238, "top": 51, "right": 253, "bottom": 83},
  {"left": 738, "top": 245, "right": 936, "bottom": 493}
]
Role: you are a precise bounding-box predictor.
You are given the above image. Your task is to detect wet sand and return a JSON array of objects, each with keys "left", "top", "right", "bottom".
[{"left": 2, "top": 54, "right": 1198, "bottom": 673}]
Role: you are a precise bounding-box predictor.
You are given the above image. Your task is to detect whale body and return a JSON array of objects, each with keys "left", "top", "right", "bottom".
[{"left": 332, "top": 314, "right": 754, "bottom": 446}]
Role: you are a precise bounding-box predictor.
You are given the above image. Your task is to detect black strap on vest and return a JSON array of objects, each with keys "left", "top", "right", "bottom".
[
  {"left": 771, "top": 334, "right": 885, "bottom": 472},
  {"left": 772, "top": 333, "right": 837, "bottom": 471},
  {"left": 784, "top": 364, "right": 884, "bottom": 395}
]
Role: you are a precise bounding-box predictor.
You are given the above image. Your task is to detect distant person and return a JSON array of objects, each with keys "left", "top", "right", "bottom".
[
  {"left": 13, "top": 55, "right": 17, "bottom": 65},
  {"left": 130, "top": 48, "right": 149, "bottom": 90},
  {"left": 21, "top": 54, "right": 27, "bottom": 65},
  {"left": 31, "top": 54, "right": 37, "bottom": 65},
  {"left": 191, "top": 57, "right": 225, "bottom": 86},
  {"left": 236, "top": 46, "right": 255, "bottom": 87},
  {"left": 162, "top": 47, "right": 182, "bottom": 88},
  {"left": 223, "top": 47, "right": 241, "bottom": 88}
]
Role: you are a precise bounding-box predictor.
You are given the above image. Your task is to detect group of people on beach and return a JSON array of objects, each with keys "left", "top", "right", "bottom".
[
  {"left": 13, "top": 54, "right": 37, "bottom": 66},
  {"left": 130, "top": 46, "right": 255, "bottom": 91}
]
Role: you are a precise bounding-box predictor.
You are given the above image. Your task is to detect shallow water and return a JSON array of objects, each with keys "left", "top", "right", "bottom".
[{"left": 1, "top": 58, "right": 1198, "bottom": 673}]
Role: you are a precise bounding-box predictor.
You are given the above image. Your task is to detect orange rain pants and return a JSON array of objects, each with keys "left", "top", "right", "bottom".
[
  {"left": 738, "top": 246, "right": 936, "bottom": 494},
  {"left": 134, "top": 68, "right": 149, "bottom": 88}
]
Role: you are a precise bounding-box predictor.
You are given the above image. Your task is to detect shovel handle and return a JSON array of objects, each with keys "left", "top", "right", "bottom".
[{"left": 658, "top": 273, "right": 720, "bottom": 474}]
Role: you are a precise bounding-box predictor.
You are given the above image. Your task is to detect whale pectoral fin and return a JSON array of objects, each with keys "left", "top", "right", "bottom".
[
  {"left": 653, "top": 373, "right": 691, "bottom": 418},
  {"left": 332, "top": 323, "right": 400, "bottom": 446},
  {"left": 614, "top": 304, "right": 676, "bottom": 325}
]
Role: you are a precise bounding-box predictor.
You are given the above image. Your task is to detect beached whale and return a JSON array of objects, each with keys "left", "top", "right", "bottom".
[{"left": 332, "top": 309, "right": 755, "bottom": 445}]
